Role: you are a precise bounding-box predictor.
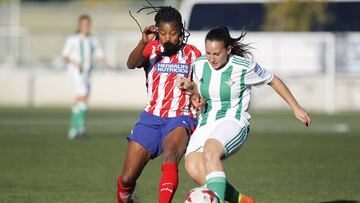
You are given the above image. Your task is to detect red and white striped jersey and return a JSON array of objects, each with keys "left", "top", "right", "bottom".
[{"left": 142, "top": 40, "right": 201, "bottom": 118}]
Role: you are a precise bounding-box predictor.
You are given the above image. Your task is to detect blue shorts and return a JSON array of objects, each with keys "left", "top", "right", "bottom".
[{"left": 127, "top": 111, "right": 198, "bottom": 158}]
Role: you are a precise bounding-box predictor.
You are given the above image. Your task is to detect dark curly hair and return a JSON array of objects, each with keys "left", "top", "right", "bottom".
[{"left": 130, "top": 0, "right": 190, "bottom": 44}]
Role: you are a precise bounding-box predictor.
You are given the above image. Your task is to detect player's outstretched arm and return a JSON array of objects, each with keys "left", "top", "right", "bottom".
[
  {"left": 100, "top": 58, "right": 112, "bottom": 70},
  {"left": 127, "top": 25, "right": 158, "bottom": 69},
  {"left": 268, "top": 75, "right": 311, "bottom": 126}
]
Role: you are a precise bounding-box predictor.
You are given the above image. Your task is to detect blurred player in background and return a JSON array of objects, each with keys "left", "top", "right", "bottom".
[
  {"left": 116, "top": 5, "right": 201, "bottom": 203},
  {"left": 62, "top": 14, "right": 111, "bottom": 140},
  {"left": 177, "top": 26, "right": 311, "bottom": 203}
]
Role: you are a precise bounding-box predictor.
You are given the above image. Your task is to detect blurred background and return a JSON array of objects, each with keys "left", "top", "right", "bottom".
[
  {"left": 1, "top": 0, "right": 359, "bottom": 112},
  {"left": 1, "top": 0, "right": 360, "bottom": 202}
]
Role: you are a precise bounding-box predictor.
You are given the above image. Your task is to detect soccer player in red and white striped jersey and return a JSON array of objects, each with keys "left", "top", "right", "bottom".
[
  {"left": 143, "top": 39, "right": 200, "bottom": 118},
  {"left": 116, "top": 5, "right": 201, "bottom": 203}
]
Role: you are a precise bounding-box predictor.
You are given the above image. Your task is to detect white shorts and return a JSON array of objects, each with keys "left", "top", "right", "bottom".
[
  {"left": 67, "top": 67, "right": 91, "bottom": 97},
  {"left": 185, "top": 118, "right": 249, "bottom": 159}
]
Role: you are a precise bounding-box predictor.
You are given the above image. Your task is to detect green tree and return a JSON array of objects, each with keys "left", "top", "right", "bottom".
[{"left": 263, "top": 0, "right": 329, "bottom": 31}]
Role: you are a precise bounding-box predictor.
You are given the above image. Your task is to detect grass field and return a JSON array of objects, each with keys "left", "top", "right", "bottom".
[{"left": 0, "top": 108, "right": 359, "bottom": 203}]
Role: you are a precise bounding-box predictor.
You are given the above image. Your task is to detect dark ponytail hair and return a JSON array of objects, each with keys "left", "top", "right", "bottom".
[{"left": 205, "top": 26, "right": 251, "bottom": 58}]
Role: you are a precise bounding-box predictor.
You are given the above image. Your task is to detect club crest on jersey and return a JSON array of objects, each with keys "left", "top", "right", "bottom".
[
  {"left": 225, "top": 78, "right": 235, "bottom": 86},
  {"left": 156, "top": 63, "right": 190, "bottom": 74},
  {"left": 254, "top": 64, "right": 267, "bottom": 79}
]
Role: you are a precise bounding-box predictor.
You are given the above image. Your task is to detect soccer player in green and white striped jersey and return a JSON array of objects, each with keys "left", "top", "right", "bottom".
[
  {"left": 62, "top": 14, "right": 111, "bottom": 140},
  {"left": 177, "top": 26, "right": 311, "bottom": 203}
]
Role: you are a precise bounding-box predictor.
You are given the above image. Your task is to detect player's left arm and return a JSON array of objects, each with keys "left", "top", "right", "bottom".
[
  {"left": 94, "top": 38, "right": 112, "bottom": 70},
  {"left": 100, "top": 58, "right": 112, "bottom": 70},
  {"left": 176, "top": 77, "right": 205, "bottom": 110},
  {"left": 268, "top": 75, "right": 311, "bottom": 126}
]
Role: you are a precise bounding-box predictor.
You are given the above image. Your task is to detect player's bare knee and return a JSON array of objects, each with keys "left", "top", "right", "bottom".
[
  {"left": 185, "top": 158, "right": 204, "bottom": 185},
  {"left": 120, "top": 172, "right": 136, "bottom": 187},
  {"left": 162, "top": 148, "right": 181, "bottom": 163},
  {"left": 185, "top": 159, "right": 196, "bottom": 176},
  {"left": 203, "top": 148, "right": 220, "bottom": 164}
]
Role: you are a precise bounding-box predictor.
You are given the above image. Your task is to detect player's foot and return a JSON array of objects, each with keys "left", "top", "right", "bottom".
[
  {"left": 75, "top": 131, "right": 88, "bottom": 139},
  {"left": 239, "top": 194, "right": 256, "bottom": 203},
  {"left": 68, "top": 129, "right": 77, "bottom": 140}
]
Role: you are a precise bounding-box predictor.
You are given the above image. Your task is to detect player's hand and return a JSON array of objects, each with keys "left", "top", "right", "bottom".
[
  {"left": 104, "top": 62, "right": 113, "bottom": 70},
  {"left": 176, "top": 76, "right": 191, "bottom": 90},
  {"left": 75, "top": 63, "right": 83, "bottom": 73},
  {"left": 191, "top": 94, "right": 206, "bottom": 111},
  {"left": 142, "top": 25, "right": 158, "bottom": 44},
  {"left": 293, "top": 106, "right": 311, "bottom": 127}
]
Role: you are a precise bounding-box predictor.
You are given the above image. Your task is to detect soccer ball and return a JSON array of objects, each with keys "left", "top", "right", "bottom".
[{"left": 184, "top": 187, "right": 219, "bottom": 203}]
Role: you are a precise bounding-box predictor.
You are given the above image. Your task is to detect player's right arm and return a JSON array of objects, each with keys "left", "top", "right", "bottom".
[
  {"left": 63, "top": 56, "right": 83, "bottom": 71},
  {"left": 62, "top": 36, "right": 83, "bottom": 72},
  {"left": 177, "top": 64, "right": 206, "bottom": 111},
  {"left": 268, "top": 75, "right": 311, "bottom": 126},
  {"left": 127, "top": 25, "right": 158, "bottom": 69}
]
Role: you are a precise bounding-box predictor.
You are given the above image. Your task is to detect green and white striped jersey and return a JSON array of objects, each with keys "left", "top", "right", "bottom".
[
  {"left": 62, "top": 34, "right": 104, "bottom": 72},
  {"left": 193, "top": 55, "right": 273, "bottom": 127}
]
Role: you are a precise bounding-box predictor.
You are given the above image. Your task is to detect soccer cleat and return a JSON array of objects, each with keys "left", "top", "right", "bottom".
[
  {"left": 239, "top": 194, "right": 256, "bottom": 203},
  {"left": 74, "top": 131, "right": 88, "bottom": 140}
]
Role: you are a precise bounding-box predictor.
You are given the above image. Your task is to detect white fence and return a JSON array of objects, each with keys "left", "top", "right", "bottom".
[
  {"left": 1, "top": 31, "right": 360, "bottom": 112},
  {"left": 1, "top": 68, "right": 360, "bottom": 112}
]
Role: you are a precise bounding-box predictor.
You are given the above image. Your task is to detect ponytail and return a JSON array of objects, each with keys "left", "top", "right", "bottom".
[{"left": 205, "top": 26, "right": 252, "bottom": 58}]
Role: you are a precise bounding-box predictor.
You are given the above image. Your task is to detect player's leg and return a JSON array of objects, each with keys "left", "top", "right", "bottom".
[
  {"left": 118, "top": 111, "right": 163, "bottom": 203},
  {"left": 185, "top": 152, "right": 206, "bottom": 185},
  {"left": 158, "top": 116, "right": 197, "bottom": 203},
  {"left": 158, "top": 126, "right": 188, "bottom": 203},
  {"left": 68, "top": 71, "right": 88, "bottom": 139},
  {"left": 184, "top": 124, "right": 210, "bottom": 185},
  {"left": 205, "top": 119, "right": 255, "bottom": 203},
  {"left": 203, "top": 138, "right": 226, "bottom": 203},
  {"left": 75, "top": 78, "right": 90, "bottom": 137},
  {"left": 117, "top": 140, "right": 152, "bottom": 203},
  {"left": 185, "top": 143, "right": 252, "bottom": 203},
  {"left": 68, "top": 100, "right": 80, "bottom": 139},
  {"left": 74, "top": 95, "right": 88, "bottom": 138}
]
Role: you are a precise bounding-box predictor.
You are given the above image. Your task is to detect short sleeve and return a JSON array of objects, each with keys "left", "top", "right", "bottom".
[
  {"left": 62, "top": 36, "right": 72, "bottom": 57},
  {"left": 192, "top": 63, "right": 201, "bottom": 85},
  {"left": 92, "top": 37, "right": 105, "bottom": 59},
  {"left": 191, "top": 45, "right": 202, "bottom": 58},
  {"left": 245, "top": 61, "right": 273, "bottom": 87}
]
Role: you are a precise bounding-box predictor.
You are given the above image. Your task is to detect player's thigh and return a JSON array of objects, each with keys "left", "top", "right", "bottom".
[
  {"left": 203, "top": 138, "right": 225, "bottom": 161},
  {"left": 161, "top": 126, "right": 189, "bottom": 163},
  {"left": 209, "top": 119, "right": 249, "bottom": 159},
  {"left": 68, "top": 71, "right": 89, "bottom": 97},
  {"left": 161, "top": 115, "right": 197, "bottom": 162},
  {"left": 185, "top": 152, "right": 206, "bottom": 185},
  {"left": 185, "top": 125, "right": 211, "bottom": 157},
  {"left": 128, "top": 111, "right": 164, "bottom": 158},
  {"left": 121, "top": 112, "right": 163, "bottom": 182},
  {"left": 121, "top": 140, "right": 152, "bottom": 184}
]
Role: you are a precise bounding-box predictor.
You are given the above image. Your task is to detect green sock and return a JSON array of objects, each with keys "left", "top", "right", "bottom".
[
  {"left": 77, "top": 103, "right": 87, "bottom": 133},
  {"left": 206, "top": 171, "right": 226, "bottom": 203},
  {"left": 68, "top": 106, "right": 80, "bottom": 138},
  {"left": 225, "top": 181, "right": 240, "bottom": 203}
]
